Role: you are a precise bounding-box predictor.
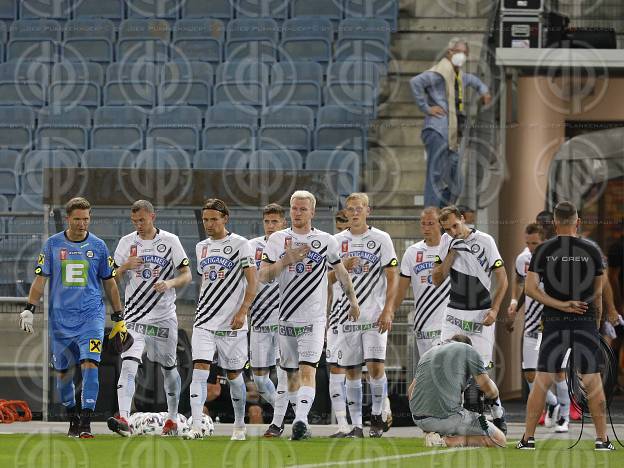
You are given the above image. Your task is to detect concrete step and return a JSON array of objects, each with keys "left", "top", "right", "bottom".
[
  {"left": 386, "top": 58, "right": 484, "bottom": 76},
  {"left": 398, "top": 17, "right": 488, "bottom": 33},
  {"left": 370, "top": 117, "right": 424, "bottom": 146},
  {"left": 379, "top": 75, "right": 488, "bottom": 106},
  {"left": 390, "top": 32, "right": 485, "bottom": 61},
  {"left": 364, "top": 166, "right": 425, "bottom": 193},
  {"left": 400, "top": 0, "right": 496, "bottom": 18},
  {"left": 368, "top": 145, "right": 425, "bottom": 167}
]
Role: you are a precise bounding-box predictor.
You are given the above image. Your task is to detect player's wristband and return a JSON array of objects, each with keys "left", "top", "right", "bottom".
[
  {"left": 111, "top": 312, "right": 124, "bottom": 322},
  {"left": 25, "top": 303, "right": 36, "bottom": 312},
  {"left": 510, "top": 299, "right": 518, "bottom": 307}
]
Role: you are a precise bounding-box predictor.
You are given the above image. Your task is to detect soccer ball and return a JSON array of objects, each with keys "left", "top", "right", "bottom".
[{"left": 186, "top": 414, "right": 215, "bottom": 436}]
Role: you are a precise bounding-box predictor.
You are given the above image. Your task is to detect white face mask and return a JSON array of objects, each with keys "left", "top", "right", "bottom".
[{"left": 451, "top": 52, "right": 466, "bottom": 68}]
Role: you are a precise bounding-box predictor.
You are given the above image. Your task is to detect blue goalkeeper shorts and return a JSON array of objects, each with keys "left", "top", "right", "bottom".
[{"left": 51, "top": 328, "right": 104, "bottom": 371}]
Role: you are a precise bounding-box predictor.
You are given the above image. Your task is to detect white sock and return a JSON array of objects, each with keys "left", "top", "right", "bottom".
[
  {"left": 288, "top": 391, "right": 298, "bottom": 414},
  {"left": 190, "top": 368, "right": 210, "bottom": 430},
  {"left": 294, "top": 386, "right": 315, "bottom": 424},
  {"left": 556, "top": 380, "right": 570, "bottom": 420},
  {"left": 161, "top": 366, "right": 181, "bottom": 421},
  {"left": 345, "top": 379, "right": 363, "bottom": 428},
  {"left": 228, "top": 374, "right": 247, "bottom": 428},
  {"left": 117, "top": 360, "right": 139, "bottom": 419},
  {"left": 491, "top": 397, "right": 504, "bottom": 419},
  {"left": 369, "top": 375, "right": 387, "bottom": 416},
  {"left": 329, "top": 373, "right": 348, "bottom": 427},
  {"left": 546, "top": 389, "right": 558, "bottom": 407},
  {"left": 271, "top": 367, "right": 288, "bottom": 427},
  {"left": 254, "top": 373, "right": 276, "bottom": 407}
]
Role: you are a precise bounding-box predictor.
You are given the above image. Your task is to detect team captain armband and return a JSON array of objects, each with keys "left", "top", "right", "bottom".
[
  {"left": 261, "top": 253, "right": 274, "bottom": 263},
  {"left": 386, "top": 258, "right": 398, "bottom": 268},
  {"left": 178, "top": 258, "right": 190, "bottom": 268},
  {"left": 492, "top": 259, "right": 504, "bottom": 269},
  {"left": 434, "top": 255, "right": 442, "bottom": 264}
]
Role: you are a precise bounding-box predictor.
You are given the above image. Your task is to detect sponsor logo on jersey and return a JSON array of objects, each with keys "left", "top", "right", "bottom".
[
  {"left": 86, "top": 250, "right": 94, "bottom": 258},
  {"left": 279, "top": 324, "right": 313, "bottom": 337},
  {"left": 415, "top": 329, "right": 441, "bottom": 340},
  {"left": 200, "top": 256, "right": 235, "bottom": 271},
  {"left": 311, "top": 240, "right": 321, "bottom": 249},
  {"left": 224, "top": 246, "right": 233, "bottom": 254},
  {"left": 37, "top": 253, "right": 45, "bottom": 265},
  {"left": 471, "top": 244, "right": 481, "bottom": 253},
  {"left": 416, "top": 251, "right": 423, "bottom": 262},
  {"left": 342, "top": 240, "right": 349, "bottom": 253},
  {"left": 130, "top": 245, "right": 137, "bottom": 256},
  {"left": 252, "top": 324, "right": 279, "bottom": 333},
  {"left": 342, "top": 323, "right": 375, "bottom": 333},
  {"left": 141, "top": 269, "right": 152, "bottom": 279},
  {"left": 348, "top": 251, "right": 379, "bottom": 264},
  {"left": 88, "top": 339, "right": 102, "bottom": 353},
  {"left": 61, "top": 260, "right": 88, "bottom": 286},
  {"left": 446, "top": 314, "right": 483, "bottom": 334},
  {"left": 127, "top": 322, "right": 170, "bottom": 338},
  {"left": 141, "top": 255, "right": 170, "bottom": 268},
  {"left": 367, "top": 240, "right": 376, "bottom": 249},
  {"left": 202, "top": 246, "right": 208, "bottom": 258},
  {"left": 218, "top": 270, "right": 225, "bottom": 279},
  {"left": 306, "top": 250, "right": 323, "bottom": 264},
  {"left": 414, "top": 261, "right": 434, "bottom": 275},
  {"left": 284, "top": 236, "right": 292, "bottom": 249},
  {"left": 255, "top": 247, "right": 263, "bottom": 261},
  {"left": 60, "top": 248, "right": 67, "bottom": 261}
]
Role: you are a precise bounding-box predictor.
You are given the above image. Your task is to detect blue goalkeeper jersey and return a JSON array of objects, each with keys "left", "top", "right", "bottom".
[{"left": 35, "top": 231, "right": 115, "bottom": 335}]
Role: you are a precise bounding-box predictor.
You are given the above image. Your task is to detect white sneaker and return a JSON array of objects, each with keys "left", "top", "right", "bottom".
[
  {"left": 183, "top": 429, "right": 204, "bottom": 440},
  {"left": 544, "top": 404, "right": 560, "bottom": 428},
  {"left": 424, "top": 432, "right": 447, "bottom": 447},
  {"left": 231, "top": 426, "right": 247, "bottom": 441},
  {"left": 555, "top": 417, "right": 569, "bottom": 433}
]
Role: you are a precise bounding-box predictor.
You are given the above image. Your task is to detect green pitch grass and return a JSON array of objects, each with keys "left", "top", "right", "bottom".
[{"left": 0, "top": 434, "right": 621, "bottom": 468}]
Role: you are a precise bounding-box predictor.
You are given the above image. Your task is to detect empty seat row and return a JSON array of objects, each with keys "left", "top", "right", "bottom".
[
  {"left": 0, "top": 17, "right": 391, "bottom": 64},
  {"left": 0, "top": 1, "right": 398, "bottom": 30}
]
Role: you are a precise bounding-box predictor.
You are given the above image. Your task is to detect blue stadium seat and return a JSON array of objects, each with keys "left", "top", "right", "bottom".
[
  {"left": 147, "top": 105, "right": 202, "bottom": 151},
  {"left": 118, "top": 19, "right": 171, "bottom": 63},
  {"left": 193, "top": 149, "right": 248, "bottom": 170},
  {"left": 0, "top": 21, "right": 7, "bottom": 41},
  {"left": 172, "top": 19, "right": 224, "bottom": 64},
  {"left": 269, "top": 61, "right": 323, "bottom": 108},
  {"left": 306, "top": 149, "right": 359, "bottom": 195},
  {"left": 259, "top": 105, "right": 314, "bottom": 152},
  {"left": 0, "top": 61, "right": 49, "bottom": 107},
  {"left": 72, "top": 0, "right": 124, "bottom": 21},
  {"left": 19, "top": 0, "right": 71, "bottom": 20},
  {"left": 83, "top": 149, "right": 136, "bottom": 168},
  {"left": 7, "top": 19, "right": 61, "bottom": 63},
  {"left": 292, "top": 0, "right": 344, "bottom": 26},
  {"left": 280, "top": 17, "right": 333, "bottom": 64},
  {"left": 327, "top": 60, "right": 379, "bottom": 88},
  {"left": 249, "top": 149, "right": 303, "bottom": 171},
  {"left": 0, "top": 1, "right": 15, "bottom": 21},
  {"left": 315, "top": 105, "right": 368, "bottom": 159},
  {"left": 105, "top": 62, "right": 159, "bottom": 107},
  {"left": 203, "top": 103, "right": 257, "bottom": 150},
  {"left": 106, "top": 62, "right": 161, "bottom": 84},
  {"left": 234, "top": 0, "right": 288, "bottom": 22},
  {"left": 214, "top": 61, "right": 268, "bottom": 108},
  {"left": 182, "top": 0, "right": 233, "bottom": 21},
  {"left": 324, "top": 82, "right": 377, "bottom": 117},
  {"left": 226, "top": 18, "right": 279, "bottom": 63},
  {"left": 11, "top": 193, "right": 41, "bottom": 211},
  {"left": 0, "top": 149, "right": 20, "bottom": 170},
  {"left": 22, "top": 149, "right": 82, "bottom": 173},
  {"left": 126, "top": 0, "right": 182, "bottom": 19},
  {"left": 0, "top": 169, "right": 17, "bottom": 195},
  {"left": 0, "top": 193, "right": 8, "bottom": 211},
  {"left": 35, "top": 106, "right": 91, "bottom": 150},
  {"left": 63, "top": 18, "right": 115, "bottom": 63},
  {"left": 92, "top": 105, "right": 147, "bottom": 150},
  {"left": 49, "top": 62, "right": 104, "bottom": 108},
  {"left": 335, "top": 18, "right": 391, "bottom": 63},
  {"left": 0, "top": 107, "right": 35, "bottom": 151},
  {"left": 52, "top": 61, "right": 104, "bottom": 85},
  {"left": 159, "top": 60, "right": 213, "bottom": 107},
  {"left": 135, "top": 148, "right": 192, "bottom": 170},
  {"left": 344, "top": 0, "right": 398, "bottom": 31}
]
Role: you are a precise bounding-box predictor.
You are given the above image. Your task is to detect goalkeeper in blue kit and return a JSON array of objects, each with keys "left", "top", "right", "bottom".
[{"left": 18, "top": 197, "right": 126, "bottom": 438}]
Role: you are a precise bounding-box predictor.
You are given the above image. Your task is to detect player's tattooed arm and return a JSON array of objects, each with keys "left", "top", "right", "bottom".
[
  {"left": 432, "top": 250, "right": 456, "bottom": 287},
  {"left": 334, "top": 262, "right": 360, "bottom": 321},
  {"left": 103, "top": 277, "right": 123, "bottom": 312},
  {"left": 153, "top": 265, "right": 192, "bottom": 292}
]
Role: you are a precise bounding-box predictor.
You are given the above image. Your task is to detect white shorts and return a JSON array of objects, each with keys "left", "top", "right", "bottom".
[
  {"left": 325, "top": 326, "right": 343, "bottom": 365},
  {"left": 415, "top": 328, "right": 442, "bottom": 357},
  {"left": 278, "top": 321, "right": 325, "bottom": 370},
  {"left": 522, "top": 331, "right": 540, "bottom": 371},
  {"left": 123, "top": 317, "right": 178, "bottom": 368},
  {"left": 337, "top": 323, "right": 387, "bottom": 368},
  {"left": 250, "top": 324, "right": 279, "bottom": 369},
  {"left": 191, "top": 327, "right": 248, "bottom": 371},
  {"left": 441, "top": 307, "right": 495, "bottom": 366}
]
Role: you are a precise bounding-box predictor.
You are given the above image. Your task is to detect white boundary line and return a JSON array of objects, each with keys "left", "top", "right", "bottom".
[{"left": 293, "top": 447, "right": 479, "bottom": 467}]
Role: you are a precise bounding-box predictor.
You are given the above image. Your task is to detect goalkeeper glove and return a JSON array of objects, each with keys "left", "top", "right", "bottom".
[
  {"left": 19, "top": 304, "right": 36, "bottom": 333},
  {"left": 109, "top": 312, "right": 127, "bottom": 339}
]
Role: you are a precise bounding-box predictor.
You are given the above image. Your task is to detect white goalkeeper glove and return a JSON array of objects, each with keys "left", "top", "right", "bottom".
[{"left": 19, "top": 304, "right": 36, "bottom": 333}]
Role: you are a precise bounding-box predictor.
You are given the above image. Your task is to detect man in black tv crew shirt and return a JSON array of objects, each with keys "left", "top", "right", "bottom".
[{"left": 517, "top": 201, "right": 614, "bottom": 451}]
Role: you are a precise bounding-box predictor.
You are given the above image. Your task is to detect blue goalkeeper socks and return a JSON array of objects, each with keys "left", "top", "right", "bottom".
[
  {"left": 57, "top": 373, "right": 76, "bottom": 409},
  {"left": 81, "top": 367, "right": 99, "bottom": 411}
]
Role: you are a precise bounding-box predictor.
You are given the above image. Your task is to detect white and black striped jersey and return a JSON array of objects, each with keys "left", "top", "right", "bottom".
[
  {"left": 333, "top": 227, "right": 398, "bottom": 323},
  {"left": 114, "top": 229, "right": 190, "bottom": 324},
  {"left": 515, "top": 248, "right": 543, "bottom": 335},
  {"left": 401, "top": 240, "right": 450, "bottom": 332},
  {"left": 262, "top": 227, "right": 340, "bottom": 323},
  {"left": 249, "top": 236, "right": 280, "bottom": 328},
  {"left": 194, "top": 233, "right": 255, "bottom": 331},
  {"left": 435, "top": 230, "right": 504, "bottom": 311},
  {"left": 327, "top": 278, "right": 346, "bottom": 329}
]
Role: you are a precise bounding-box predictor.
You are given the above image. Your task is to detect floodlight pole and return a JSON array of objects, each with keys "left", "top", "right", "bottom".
[{"left": 42, "top": 204, "right": 50, "bottom": 422}]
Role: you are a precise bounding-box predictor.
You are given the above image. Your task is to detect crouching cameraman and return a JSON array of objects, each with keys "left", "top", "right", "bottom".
[{"left": 408, "top": 334, "right": 506, "bottom": 447}]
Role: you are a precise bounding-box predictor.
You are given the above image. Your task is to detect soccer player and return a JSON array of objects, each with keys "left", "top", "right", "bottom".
[
  {"left": 19, "top": 197, "right": 124, "bottom": 438},
  {"left": 432, "top": 205, "right": 508, "bottom": 434},
  {"left": 259, "top": 190, "right": 360, "bottom": 440},
  {"left": 186, "top": 199, "right": 257, "bottom": 441},
  {"left": 507, "top": 223, "right": 562, "bottom": 428},
  {"left": 108, "top": 200, "right": 192, "bottom": 437},
  {"left": 326, "top": 209, "right": 354, "bottom": 437},
  {"left": 248, "top": 203, "right": 289, "bottom": 437},
  {"left": 518, "top": 201, "right": 615, "bottom": 451},
  {"left": 396, "top": 207, "right": 450, "bottom": 360},
  {"left": 332, "top": 193, "right": 398, "bottom": 438}
]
